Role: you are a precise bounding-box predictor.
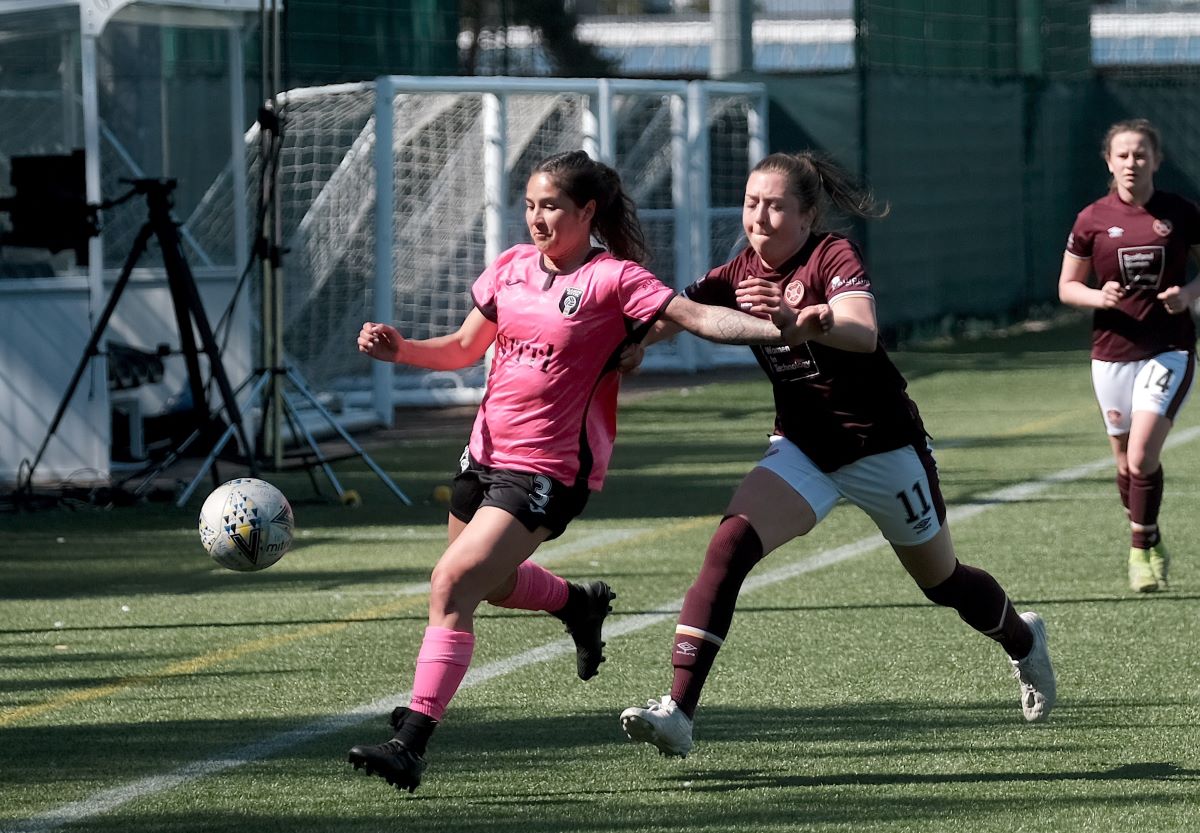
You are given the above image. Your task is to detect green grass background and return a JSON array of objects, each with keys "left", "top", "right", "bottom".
[{"left": 2, "top": 316, "right": 1199, "bottom": 832}]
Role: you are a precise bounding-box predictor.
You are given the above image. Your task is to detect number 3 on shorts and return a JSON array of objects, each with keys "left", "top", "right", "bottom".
[{"left": 528, "top": 475, "right": 553, "bottom": 515}]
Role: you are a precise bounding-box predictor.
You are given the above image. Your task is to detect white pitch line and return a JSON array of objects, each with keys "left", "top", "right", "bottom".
[{"left": 9, "top": 426, "right": 1199, "bottom": 833}]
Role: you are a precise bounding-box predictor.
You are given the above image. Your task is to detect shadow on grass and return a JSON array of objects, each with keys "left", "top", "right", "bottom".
[
  {"left": 0, "top": 562, "right": 435, "bottom": 602},
  {"left": 7, "top": 699, "right": 1197, "bottom": 833},
  {"left": 8, "top": 588, "right": 1193, "bottom": 650},
  {"left": 0, "top": 606, "right": 572, "bottom": 636},
  {"left": 665, "top": 761, "right": 1200, "bottom": 792}
]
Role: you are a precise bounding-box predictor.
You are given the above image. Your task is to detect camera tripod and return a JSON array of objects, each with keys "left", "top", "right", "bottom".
[
  {"left": 163, "top": 361, "right": 413, "bottom": 508},
  {"left": 18, "top": 178, "right": 254, "bottom": 500},
  {"left": 132, "top": 10, "right": 414, "bottom": 509},
  {"left": 111, "top": 182, "right": 413, "bottom": 508}
]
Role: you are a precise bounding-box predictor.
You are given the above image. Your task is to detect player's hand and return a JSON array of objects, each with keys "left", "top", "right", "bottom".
[
  {"left": 774, "top": 303, "right": 832, "bottom": 345},
  {"left": 797, "top": 303, "right": 834, "bottom": 336},
  {"left": 1157, "top": 285, "right": 1191, "bottom": 315},
  {"left": 735, "top": 277, "right": 784, "bottom": 323},
  {"left": 357, "top": 322, "right": 403, "bottom": 362},
  {"left": 1098, "top": 281, "right": 1125, "bottom": 308},
  {"left": 618, "top": 342, "right": 645, "bottom": 375}
]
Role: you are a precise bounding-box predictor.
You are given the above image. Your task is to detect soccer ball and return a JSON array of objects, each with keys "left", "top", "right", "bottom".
[{"left": 198, "top": 478, "right": 294, "bottom": 572}]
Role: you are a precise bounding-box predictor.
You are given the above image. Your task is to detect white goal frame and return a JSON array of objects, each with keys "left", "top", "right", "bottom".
[{"left": 364, "top": 75, "right": 768, "bottom": 426}]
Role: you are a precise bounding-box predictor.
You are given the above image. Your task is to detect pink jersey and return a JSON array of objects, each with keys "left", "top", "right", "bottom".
[
  {"left": 469, "top": 244, "right": 675, "bottom": 490},
  {"left": 1066, "top": 190, "right": 1200, "bottom": 361}
]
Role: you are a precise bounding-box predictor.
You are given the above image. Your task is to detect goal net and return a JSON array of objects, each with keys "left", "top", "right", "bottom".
[{"left": 188, "top": 77, "right": 767, "bottom": 414}]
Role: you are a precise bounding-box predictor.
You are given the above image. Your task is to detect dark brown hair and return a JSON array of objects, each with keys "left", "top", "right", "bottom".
[
  {"left": 1102, "top": 118, "right": 1162, "bottom": 160},
  {"left": 751, "top": 151, "right": 889, "bottom": 232},
  {"left": 533, "top": 150, "right": 648, "bottom": 264}
]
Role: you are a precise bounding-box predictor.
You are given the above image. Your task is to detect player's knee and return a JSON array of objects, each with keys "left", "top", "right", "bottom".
[
  {"left": 1126, "top": 457, "right": 1161, "bottom": 479},
  {"left": 699, "top": 515, "right": 766, "bottom": 579},
  {"left": 428, "top": 562, "right": 479, "bottom": 615},
  {"left": 920, "top": 560, "right": 965, "bottom": 607}
]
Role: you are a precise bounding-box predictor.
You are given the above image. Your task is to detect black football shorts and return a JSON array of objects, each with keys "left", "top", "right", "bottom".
[{"left": 450, "top": 452, "right": 590, "bottom": 540}]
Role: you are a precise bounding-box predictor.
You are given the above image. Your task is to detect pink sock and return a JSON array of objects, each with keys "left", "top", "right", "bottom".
[
  {"left": 409, "top": 626, "right": 475, "bottom": 721},
  {"left": 491, "top": 561, "right": 569, "bottom": 613}
]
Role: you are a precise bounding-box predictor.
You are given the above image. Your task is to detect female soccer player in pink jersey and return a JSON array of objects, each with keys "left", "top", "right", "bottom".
[
  {"left": 346, "top": 150, "right": 821, "bottom": 792},
  {"left": 619, "top": 151, "right": 1057, "bottom": 758},
  {"left": 1058, "top": 118, "right": 1200, "bottom": 592}
]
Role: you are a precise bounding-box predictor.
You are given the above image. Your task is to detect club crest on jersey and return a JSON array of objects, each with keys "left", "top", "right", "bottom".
[
  {"left": 1107, "top": 226, "right": 1124, "bottom": 238},
  {"left": 1153, "top": 218, "right": 1173, "bottom": 237},
  {"left": 559, "top": 287, "right": 584, "bottom": 316},
  {"left": 783, "top": 280, "right": 805, "bottom": 307},
  {"left": 1118, "top": 245, "right": 1165, "bottom": 290}
]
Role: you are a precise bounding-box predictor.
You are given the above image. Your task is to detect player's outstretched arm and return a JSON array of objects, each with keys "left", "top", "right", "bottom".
[
  {"left": 357, "top": 308, "right": 497, "bottom": 370},
  {"left": 733, "top": 277, "right": 865, "bottom": 351},
  {"left": 661, "top": 294, "right": 784, "bottom": 345}
]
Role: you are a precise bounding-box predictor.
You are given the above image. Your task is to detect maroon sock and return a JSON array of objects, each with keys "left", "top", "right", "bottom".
[
  {"left": 1117, "top": 470, "right": 1131, "bottom": 514},
  {"left": 1129, "top": 466, "right": 1163, "bottom": 549},
  {"left": 669, "top": 516, "right": 764, "bottom": 718},
  {"left": 921, "top": 561, "right": 1033, "bottom": 660}
]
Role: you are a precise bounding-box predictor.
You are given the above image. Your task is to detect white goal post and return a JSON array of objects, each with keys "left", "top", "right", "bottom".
[{"left": 225, "top": 76, "right": 768, "bottom": 427}]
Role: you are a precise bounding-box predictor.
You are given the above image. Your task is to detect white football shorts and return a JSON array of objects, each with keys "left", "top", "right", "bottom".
[
  {"left": 1091, "top": 350, "right": 1194, "bottom": 436},
  {"left": 755, "top": 435, "right": 943, "bottom": 546}
]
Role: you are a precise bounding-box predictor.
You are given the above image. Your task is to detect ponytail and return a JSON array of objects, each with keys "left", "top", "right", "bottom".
[{"left": 752, "top": 151, "right": 888, "bottom": 232}]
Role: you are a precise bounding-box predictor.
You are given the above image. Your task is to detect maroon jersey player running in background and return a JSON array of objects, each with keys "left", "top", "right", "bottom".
[
  {"left": 1058, "top": 118, "right": 1200, "bottom": 593},
  {"left": 619, "top": 151, "right": 1057, "bottom": 758}
]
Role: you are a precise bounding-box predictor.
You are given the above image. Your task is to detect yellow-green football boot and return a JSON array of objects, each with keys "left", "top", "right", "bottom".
[
  {"left": 1128, "top": 546, "right": 1158, "bottom": 593},
  {"left": 1146, "top": 539, "right": 1169, "bottom": 591}
]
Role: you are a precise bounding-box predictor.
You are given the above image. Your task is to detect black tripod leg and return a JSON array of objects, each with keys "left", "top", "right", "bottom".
[
  {"left": 122, "top": 371, "right": 257, "bottom": 498},
  {"left": 278, "top": 396, "right": 329, "bottom": 498},
  {"left": 164, "top": 263, "right": 209, "bottom": 443},
  {"left": 279, "top": 387, "right": 348, "bottom": 498},
  {"left": 19, "top": 222, "right": 154, "bottom": 491},
  {"left": 156, "top": 210, "right": 257, "bottom": 475},
  {"left": 175, "top": 369, "right": 273, "bottom": 507},
  {"left": 284, "top": 366, "right": 412, "bottom": 505}
]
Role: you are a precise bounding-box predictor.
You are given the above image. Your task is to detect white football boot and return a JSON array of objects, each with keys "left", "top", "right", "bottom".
[
  {"left": 620, "top": 695, "right": 694, "bottom": 757},
  {"left": 1010, "top": 611, "right": 1056, "bottom": 723}
]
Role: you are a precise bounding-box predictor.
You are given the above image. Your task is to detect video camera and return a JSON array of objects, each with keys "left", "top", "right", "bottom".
[{"left": 0, "top": 149, "right": 98, "bottom": 266}]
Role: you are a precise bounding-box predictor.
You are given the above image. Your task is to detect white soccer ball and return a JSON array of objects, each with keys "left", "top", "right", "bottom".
[{"left": 198, "top": 478, "right": 294, "bottom": 572}]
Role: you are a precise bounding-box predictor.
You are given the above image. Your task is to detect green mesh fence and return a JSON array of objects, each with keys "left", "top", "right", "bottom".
[{"left": 763, "top": 1, "right": 1199, "bottom": 340}]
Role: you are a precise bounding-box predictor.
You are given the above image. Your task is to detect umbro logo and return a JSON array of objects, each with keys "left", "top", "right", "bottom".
[{"left": 674, "top": 641, "right": 699, "bottom": 657}]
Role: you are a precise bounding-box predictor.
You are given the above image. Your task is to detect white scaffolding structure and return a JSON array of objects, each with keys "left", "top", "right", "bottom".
[{"left": 0, "top": 0, "right": 258, "bottom": 485}]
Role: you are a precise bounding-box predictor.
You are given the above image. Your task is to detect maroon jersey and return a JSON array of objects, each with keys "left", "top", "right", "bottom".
[
  {"left": 685, "top": 233, "right": 926, "bottom": 472},
  {"left": 1065, "top": 190, "right": 1200, "bottom": 361}
]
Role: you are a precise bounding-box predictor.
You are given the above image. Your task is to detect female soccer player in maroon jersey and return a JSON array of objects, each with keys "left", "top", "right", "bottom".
[
  {"left": 1058, "top": 118, "right": 1200, "bottom": 593},
  {"left": 346, "top": 151, "right": 822, "bottom": 793},
  {"left": 619, "top": 151, "right": 1057, "bottom": 758}
]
